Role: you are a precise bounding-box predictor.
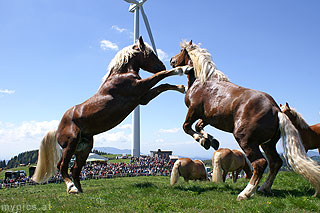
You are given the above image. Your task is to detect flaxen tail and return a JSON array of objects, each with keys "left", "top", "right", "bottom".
[
  {"left": 32, "top": 130, "right": 62, "bottom": 183},
  {"left": 278, "top": 112, "right": 320, "bottom": 197},
  {"left": 170, "top": 160, "right": 181, "bottom": 186},
  {"left": 212, "top": 152, "right": 223, "bottom": 183}
]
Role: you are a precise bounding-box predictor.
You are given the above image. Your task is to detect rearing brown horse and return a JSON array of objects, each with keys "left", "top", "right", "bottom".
[
  {"left": 32, "top": 37, "right": 188, "bottom": 194},
  {"left": 170, "top": 40, "right": 320, "bottom": 200}
]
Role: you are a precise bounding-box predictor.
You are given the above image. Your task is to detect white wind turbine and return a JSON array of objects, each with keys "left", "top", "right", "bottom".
[{"left": 124, "top": 0, "right": 158, "bottom": 157}]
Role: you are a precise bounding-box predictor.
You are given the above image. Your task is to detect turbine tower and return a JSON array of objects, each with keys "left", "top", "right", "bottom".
[{"left": 124, "top": 0, "right": 158, "bottom": 157}]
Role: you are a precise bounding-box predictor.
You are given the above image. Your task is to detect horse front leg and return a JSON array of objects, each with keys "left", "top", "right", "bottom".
[
  {"left": 195, "top": 119, "right": 219, "bottom": 150},
  {"left": 136, "top": 66, "right": 190, "bottom": 92},
  {"left": 183, "top": 108, "right": 212, "bottom": 150},
  {"left": 140, "top": 84, "right": 186, "bottom": 105}
]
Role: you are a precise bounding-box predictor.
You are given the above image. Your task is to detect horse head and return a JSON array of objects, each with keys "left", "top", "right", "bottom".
[
  {"left": 170, "top": 40, "right": 193, "bottom": 71},
  {"left": 280, "top": 102, "right": 295, "bottom": 121},
  {"left": 133, "top": 36, "right": 166, "bottom": 73}
]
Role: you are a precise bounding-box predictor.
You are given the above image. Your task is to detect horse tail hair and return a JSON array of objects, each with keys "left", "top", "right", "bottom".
[
  {"left": 32, "top": 129, "right": 62, "bottom": 183},
  {"left": 170, "top": 160, "right": 181, "bottom": 186},
  {"left": 212, "top": 152, "right": 223, "bottom": 183},
  {"left": 278, "top": 111, "right": 320, "bottom": 197}
]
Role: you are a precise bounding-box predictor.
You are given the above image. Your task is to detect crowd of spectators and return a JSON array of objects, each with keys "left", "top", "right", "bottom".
[
  {"left": 81, "top": 156, "right": 173, "bottom": 179},
  {"left": 0, "top": 155, "right": 174, "bottom": 189}
]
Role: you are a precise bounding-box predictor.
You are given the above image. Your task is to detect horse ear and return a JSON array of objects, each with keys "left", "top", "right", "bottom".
[
  {"left": 138, "top": 36, "right": 146, "bottom": 51},
  {"left": 280, "top": 104, "right": 282, "bottom": 107},
  {"left": 285, "top": 102, "right": 290, "bottom": 110},
  {"left": 189, "top": 40, "right": 193, "bottom": 45}
]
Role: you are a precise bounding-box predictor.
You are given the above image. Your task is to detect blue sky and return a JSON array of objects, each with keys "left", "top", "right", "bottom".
[{"left": 1, "top": 0, "right": 320, "bottom": 160}]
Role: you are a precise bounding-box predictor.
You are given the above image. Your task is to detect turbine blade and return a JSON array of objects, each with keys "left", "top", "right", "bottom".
[{"left": 140, "top": 6, "right": 157, "bottom": 55}]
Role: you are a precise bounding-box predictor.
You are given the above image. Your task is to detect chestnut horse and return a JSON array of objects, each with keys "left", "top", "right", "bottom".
[
  {"left": 212, "top": 148, "right": 252, "bottom": 183},
  {"left": 170, "top": 40, "right": 320, "bottom": 200},
  {"left": 170, "top": 158, "right": 208, "bottom": 186},
  {"left": 281, "top": 102, "right": 320, "bottom": 154},
  {"left": 32, "top": 37, "right": 188, "bottom": 194}
]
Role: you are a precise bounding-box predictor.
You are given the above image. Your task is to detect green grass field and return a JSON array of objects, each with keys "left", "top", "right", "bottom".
[{"left": 0, "top": 171, "right": 319, "bottom": 212}]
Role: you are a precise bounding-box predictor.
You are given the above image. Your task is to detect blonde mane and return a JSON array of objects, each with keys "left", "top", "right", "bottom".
[
  {"left": 99, "top": 40, "right": 154, "bottom": 88},
  {"left": 280, "top": 105, "right": 309, "bottom": 129},
  {"left": 180, "top": 41, "right": 229, "bottom": 82}
]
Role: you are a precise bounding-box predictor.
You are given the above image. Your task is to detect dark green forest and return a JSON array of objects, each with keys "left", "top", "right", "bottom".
[{"left": 2, "top": 150, "right": 38, "bottom": 169}]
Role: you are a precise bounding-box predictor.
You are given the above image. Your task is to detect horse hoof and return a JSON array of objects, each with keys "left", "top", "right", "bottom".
[
  {"left": 200, "top": 138, "right": 211, "bottom": 150},
  {"left": 312, "top": 192, "right": 319, "bottom": 198},
  {"left": 211, "top": 139, "right": 219, "bottom": 150},
  {"left": 236, "top": 195, "right": 248, "bottom": 201},
  {"left": 177, "top": 85, "right": 187, "bottom": 94},
  {"left": 258, "top": 187, "right": 271, "bottom": 195},
  {"left": 67, "top": 183, "right": 79, "bottom": 194},
  {"left": 68, "top": 187, "right": 79, "bottom": 194}
]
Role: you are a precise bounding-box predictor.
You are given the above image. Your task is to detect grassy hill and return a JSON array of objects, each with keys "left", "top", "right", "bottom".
[{"left": 0, "top": 171, "right": 319, "bottom": 212}]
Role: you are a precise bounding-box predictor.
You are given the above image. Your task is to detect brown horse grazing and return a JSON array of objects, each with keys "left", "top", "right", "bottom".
[
  {"left": 170, "top": 40, "right": 320, "bottom": 200},
  {"left": 281, "top": 102, "right": 320, "bottom": 154},
  {"left": 32, "top": 36, "right": 188, "bottom": 194},
  {"left": 212, "top": 148, "right": 252, "bottom": 183},
  {"left": 170, "top": 158, "right": 208, "bottom": 186}
]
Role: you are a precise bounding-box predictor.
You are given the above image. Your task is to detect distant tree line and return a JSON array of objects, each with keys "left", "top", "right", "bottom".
[
  {"left": 0, "top": 160, "right": 6, "bottom": 168},
  {"left": 5, "top": 150, "right": 38, "bottom": 169},
  {"left": 92, "top": 149, "right": 110, "bottom": 155}
]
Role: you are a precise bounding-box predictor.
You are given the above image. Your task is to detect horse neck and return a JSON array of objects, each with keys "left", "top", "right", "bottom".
[
  {"left": 108, "top": 62, "right": 140, "bottom": 77},
  {"left": 287, "top": 113, "right": 311, "bottom": 132},
  {"left": 187, "top": 71, "right": 196, "bottom": 89},
  {"left": 287, "top": 113, "right": 319, "bottom": 149}
]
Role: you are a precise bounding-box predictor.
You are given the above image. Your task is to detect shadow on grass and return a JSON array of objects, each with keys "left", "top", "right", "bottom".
[
  {"left": 174, "top": 183, "right": 315, "bottom": 198},
  {"left": 257, "top": 188, "right": 315, "bottom": 198},
  {"left": 174, "top": 183, "right": 243, "bottom": 195}
]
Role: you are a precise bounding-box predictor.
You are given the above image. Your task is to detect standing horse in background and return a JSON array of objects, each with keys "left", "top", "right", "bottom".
[
  {"left": 170, "top": 40, "right": 320, "bottom": 200},
  {"left": 281, "top": 102, "right": 320, "bottom": 154},
  {"left": 170, "top": 158, "right": 208, "bottom": 186},
  {"left": 32, "top": 37, "right": 188, "bottom": 194},
  {"left": 212, "top": 148, "right": 252, "bottom": 183}
]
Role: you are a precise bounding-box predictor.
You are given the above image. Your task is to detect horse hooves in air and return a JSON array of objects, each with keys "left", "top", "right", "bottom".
[{"left": 211, "top": 138, "right": 219, "bottom": 150}]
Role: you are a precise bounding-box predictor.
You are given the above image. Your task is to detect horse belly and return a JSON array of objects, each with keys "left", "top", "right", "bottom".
[
  {"left": 207, "top": 114, "right": 234, "bottom": 133},
  {"left": 74, "top": 95, "right": 138, "bottom": 135}
]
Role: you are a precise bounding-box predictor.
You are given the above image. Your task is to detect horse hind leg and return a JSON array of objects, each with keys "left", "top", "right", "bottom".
[
  {"left": 57, "top": 124, "right": 81, "bottom": 194},
  {"left": 71, "top": 136, "right": 93, "bottom": 193},
  {"left": 236, "top": 143, "right": 268, "bottom": 201},
  {"left": 233, "top": 169, "right": 241, "bottom": 183},
  {"left": 195, "top": 119, "right": 219, "bottom": 150},
  {"left": 222, "top": 170, "right": 227, "bottom": 182},
  {"left": 258, "top": 138, "right": 282, "bottom": 194}
]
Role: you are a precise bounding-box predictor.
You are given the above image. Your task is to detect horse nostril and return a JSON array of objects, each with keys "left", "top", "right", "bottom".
[{"left": 170, "top": 58, "right": 175, "bottom": 67}]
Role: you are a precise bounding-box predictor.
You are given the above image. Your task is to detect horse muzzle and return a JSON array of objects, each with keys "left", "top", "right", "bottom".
[{"left": 170, "top": 58, "right": 176, "bottom": 68}]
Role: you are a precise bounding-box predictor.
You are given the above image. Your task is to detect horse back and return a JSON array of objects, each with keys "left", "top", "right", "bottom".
[
  {"left": 304, "top": 123, "right": 320, "bottom": 150},
  {"left": 178, "top": 158, "right": 206, "bottom": 180},
  {"left": 213, "top": 148, "right": 246, "bottom": 172},
  {"left": 186, "top": 80, "right": 280, "bottom": 135}
]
